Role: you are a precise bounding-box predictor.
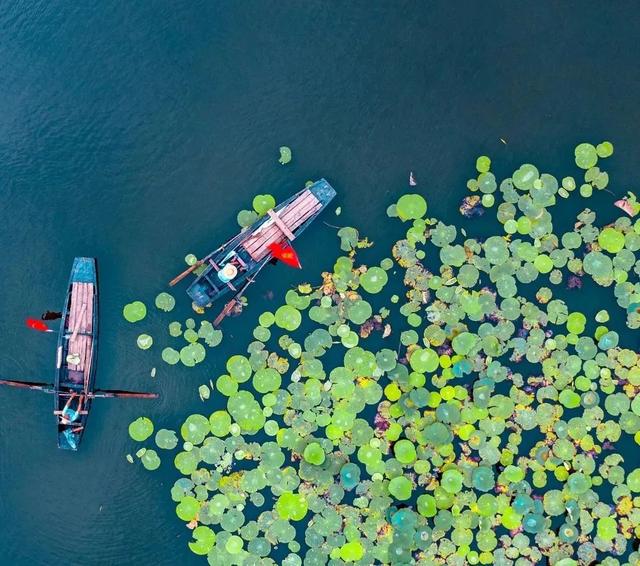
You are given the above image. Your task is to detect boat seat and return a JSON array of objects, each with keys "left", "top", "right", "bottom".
[
  {"left": 206, "top": 260, "right": 237, "bottom": 291},
  {"left": 66, "top": 370, "right": 84, "bottom": 384},
  {"left": 54, "top": 410, "right": 89, "bottom": 416}
]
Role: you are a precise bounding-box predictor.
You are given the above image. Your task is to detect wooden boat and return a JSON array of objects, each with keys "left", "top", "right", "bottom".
[
  {"left": 54, "top": 257, "right": 98, "bottom": 450},
  {"left": 0, "top": 257, "right": 157, "bottom": 451},
  {"left": 170, "top": 178, "right": 336, "bottom": 320}
]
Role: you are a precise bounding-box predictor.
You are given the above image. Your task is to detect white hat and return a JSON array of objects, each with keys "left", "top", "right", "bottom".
[{"left": 221, "top": 263, "right": 238, "bottom": 280}]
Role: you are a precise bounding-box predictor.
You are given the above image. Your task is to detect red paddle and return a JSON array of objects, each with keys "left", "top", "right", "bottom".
[
  {"left": 268, "top": 242, "right": 302, "bottom": 269},
  {"left": 26, "top": 318, "right": 54, "bottom": 333}
]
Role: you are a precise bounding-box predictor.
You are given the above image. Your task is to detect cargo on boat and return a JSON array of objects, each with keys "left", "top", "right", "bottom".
[{"left": 182, "top": 178, "right": 336, "bottom": 309}]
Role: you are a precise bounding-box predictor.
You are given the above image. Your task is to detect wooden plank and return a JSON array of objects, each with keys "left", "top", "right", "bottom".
[
  {"left": 243, "top": 197, "right": 322, "bottom": 261},
  {"left": 267, "top": 210, "right": 296, "bottom": 240}
]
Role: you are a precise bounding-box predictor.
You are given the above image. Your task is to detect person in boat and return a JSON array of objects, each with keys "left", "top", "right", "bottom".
[
  {"left": 60, "top": 393, "right": 84, "bottom": 425},
  {"left": 41, "top": 310, "right": 62, "bottom": 321}
]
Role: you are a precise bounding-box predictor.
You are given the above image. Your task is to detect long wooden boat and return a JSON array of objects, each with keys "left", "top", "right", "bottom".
[
  {"left": 184, "top": 178, "right": 336, "bottom": 309},
  {"left": 0, "top": 257, "right": 157, "bottom": 451},
  {"left": 54, "top": 257, "right": 98, "bottom": 450}
]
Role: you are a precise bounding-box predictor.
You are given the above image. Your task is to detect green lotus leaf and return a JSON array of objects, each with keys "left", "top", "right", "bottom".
[
  {"left": 574, "top": 143, "right": 598, "bottom": 169},
  {"left": 252, "top": 194, "right": 276, "bottom": 215},
  {"left": 274, "top": 305, "right": 302, "bottom": 331},
  {"left": 161, "top": 347, "right": 180, "bottom": 365},
  {"left": 410, "top": 347, "right": 439, "bottom": 373},
  {"left": 275, "top": 492, "right": 308, "bottom": 521},
  {"left": 512, "top": 164, "right": 539, "bottom": 190},
  {"left": 278, "top": 146, "right": 292, "bottom": 164},
  {"left": 360, "top": 266, "right": 388, "bottom": 294},
  {"left": 176, "top": 496, "right": 200, "bottom": 521},
  {"left": 598, "top": 227, "right": 625, "bottom": 253},
  {"left": 237, "top": 209, "right": 258, "bottom": 228},
  {"left": 476, "top": 155, "right": 491, "bottom": 173},
  {"left": 227, "top": 354, "right": 252, "bottom": 382},
  {"left": 188, "top": 526, "right": 216, "bottom": 555},
  {"left": 337, "top": 227, "right": 359, "bottom": 252},
  {"left": 596, "top": 141, "right": 614, "bottom": 158},
  {"left": 155, "top": 429, "right": 179, "bottom": 450},
  {"left": 396, "top": 194, "right": 427, "bottom": 221},
  {"left": 180, "top": 414, "right": 210, "bottom": 444},
  {"left": 141, "top": 449, "right": 161, "bottom": 471},
  {"left": 129, "top": 417, "right": 154, "bottom": 442},
  {"left": 180, "top": 343, "right": 206, "bottom": 366},
  {"left": 155, "top": 292, "right": 175, "bottom": 312},
  {"left": 123, "top": 301, "right": 147, "bottom": 323},
  {"left": 136, "top": 334, "right": 153, "bottom": 350}
]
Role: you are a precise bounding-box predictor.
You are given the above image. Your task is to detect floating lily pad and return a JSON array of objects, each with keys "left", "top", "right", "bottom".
[
  {"left": 575, "top": 143, "right": 598, "bottom": 169},
  {"left": 253, "top": 194, "right": 276, "bottom": 215},
  {"left": 278, "top": 146, "right": 292, "bottom": 164},
  {"left": 396, "top": 194, "right": 427, "bottom": 221},
  {"left": 141, "top": 449, "right": 161, "bottom": 470},
  {"left": 180, "top": 343, "right": 206, "bottom": 367},
  {"left": 129, "top": 417, "right": 153, "bottom": 442},
  {"left": 360, "top": 267, "right": 388, "bottom": 294},
  {"left": 155, "top": 429, "right": 178, "bottom": 450},
  {"left": 162, "top": 347, "right": 180, "bottom": 365},
  {"left": 155, "top": 292, "right": 175, "bottom": 312},
  {"left": 274, "top": 305, "right": 302, "bottom": 331},
  {"left": 123, "top": 301, "right": 147, "bottom": 323},
  {"left": 136, "top": 334, "right": 153, "bottom": 350}
]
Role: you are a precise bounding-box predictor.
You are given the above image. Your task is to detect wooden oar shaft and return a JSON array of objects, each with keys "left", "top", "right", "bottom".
[
  {"left": 0, "top": 379, "right": 52, "bottom": 392},
  {"left": 57, "top": 390, "right": 158, "bottom": 399},
  {"left": 213, "top": 258, "right": 270, "bottom": 327},
  {"left": 169, "top": 260, "right": 203, "bottom": 287}
]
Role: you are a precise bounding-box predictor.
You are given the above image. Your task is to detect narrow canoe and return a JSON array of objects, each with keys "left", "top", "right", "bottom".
[
  {"left": 186, "top": 178, "right": 336, "bottom": 307},
  {"left": 54, "top": 257, "right": 98, "bottom": 451}
]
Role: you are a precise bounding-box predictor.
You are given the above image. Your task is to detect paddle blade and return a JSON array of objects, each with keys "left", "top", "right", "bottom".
[
  {"left": 268, "top": 242, "right": 302, "bottom": 269},
  {"left": 26, "top": 318, "right": 50, "bottom": 332}
]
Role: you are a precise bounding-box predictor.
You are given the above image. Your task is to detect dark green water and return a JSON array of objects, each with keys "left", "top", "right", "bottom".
[{"left": 1, "top": 2, "right": 640, "bottom": 564}]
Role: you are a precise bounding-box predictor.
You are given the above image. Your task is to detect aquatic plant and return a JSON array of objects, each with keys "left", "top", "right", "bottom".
[
  {"left": 126, "top": 142, "right": 640, "bottom": 565},
  {"left": 278, "top": 146, "right": 292, "bottom": 165}
]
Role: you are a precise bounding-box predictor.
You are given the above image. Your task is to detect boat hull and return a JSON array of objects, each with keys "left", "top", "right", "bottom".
[
  {"left": 54, "top": 258, "right": 98, "bottom": 450},
  {"left": 186, "top": 178, "right": 336, "bottom": 307}
]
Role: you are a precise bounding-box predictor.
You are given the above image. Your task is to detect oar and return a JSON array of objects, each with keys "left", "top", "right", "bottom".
[
  {"left": 169, "top": 239, "right": 238, "bottom": 287},
  {"left": 57, "top": 390, "right": 159, "bottom": 399},
  {"left": 213, "top": 258, "right": 270, "bottom": 326},
  {"left": 0, "top": 379, "right": 53, "bottom": 392}
]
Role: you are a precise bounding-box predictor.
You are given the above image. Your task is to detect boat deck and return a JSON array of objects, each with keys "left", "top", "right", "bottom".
[
  {"left": 63, "top": 281, "right": 95, "bottom": 389},
  {"left": 241, "top": 190, "right": 321, "bottom": 260}
]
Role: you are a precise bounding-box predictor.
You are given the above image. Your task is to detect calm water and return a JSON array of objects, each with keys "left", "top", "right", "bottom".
[{"left": 1, "top": 2, "right": 640, "bottom": 564}]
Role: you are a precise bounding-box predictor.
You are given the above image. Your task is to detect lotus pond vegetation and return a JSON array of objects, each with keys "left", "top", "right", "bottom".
[{"left": 125, "top": 142, "right": 640, "bottom": 565}]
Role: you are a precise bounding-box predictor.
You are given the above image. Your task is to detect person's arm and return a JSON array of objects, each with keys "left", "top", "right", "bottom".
[{"left": 63, "top": 393, "right": 77, "bottom": 412}]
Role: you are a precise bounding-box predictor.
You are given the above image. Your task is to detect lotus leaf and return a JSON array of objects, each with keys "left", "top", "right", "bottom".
[
  {"left": 337, "top": 227, "right": 359, "bottom": 252},
  {"left": 360, "top": 266, "right": 388, "bottom": 294},
  {"left": 275, "top": 305, "right": 302, "bottom": 331},
  {"left": 129, "top": 417, "right": 153, "bottom": 442},
  {"left": 136, "top": 334, "right": 153, "bottom": 350},
  {"left": 161, "top": 347, "right": 180, "bottom": 365},
  {"left": 278, "top": 146, "right": 292, "bottom": 164},
  {"left": 575, "top": 143, "right": 598, "bottom": 169},
  {"left": 123, "top": 301, "right": 147, "bottom": 323},
  {"left": 188, "top": 526, "right": 216, "bottom": 555},
  {"left": 141, "top": 449, "right": 161, "bottom": 471},
  {"left": 252, "top": 194, "right": 276, "bottom": 215},
  {"left": 180, "top": 343, "right": 206, "bottom": 366},
  {"left": 237, "top": 209, "right": 258, "bottom": 228},
  {"left": 155, "top": 292, "right": 175, "bottom": 312},
  {"left": 396, "top": 194, "right": 427, "bottom": 221},
  {"left": 155, "top": 429, "right": 179, "bottom": 450},
  {"left": 598, "top": 227, "right": 625, "bottom": 253}
]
